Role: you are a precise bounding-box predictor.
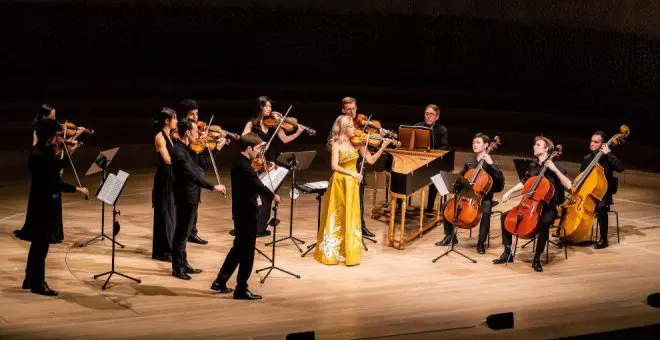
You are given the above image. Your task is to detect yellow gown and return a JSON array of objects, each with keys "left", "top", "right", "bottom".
[{"left": 314, "top": 150, "right": 362, "bottom": 265}]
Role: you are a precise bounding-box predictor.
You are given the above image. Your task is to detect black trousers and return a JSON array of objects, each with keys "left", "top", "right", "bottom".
[
  {"left": 190, "top": 213, "right": 199, "bottom": 237},
  {"left": 426, "top": 184, "right": 439, "bottom": 211},
  {"left": 441, "top": 197, "right": 493, "bottom": 245},
  {"left": 172, "top": 202, "right": 198, "bottom": 273},
  {"left": 217, "top": 217, "right": 258, "bottom": 291},
  {"left": 26, "top": 238, "right": 50, "bottom": 285},
  {"left": 500, "top": 205, "right": 557, "bottom": 259},
  {"left": 595, "top": 198, "right": 612, "bottom": 241}
]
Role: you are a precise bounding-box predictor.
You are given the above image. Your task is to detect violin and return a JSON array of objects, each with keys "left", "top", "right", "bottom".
[
  {"left": 262, "top": 112, "right": 316, "bottom": 136},
  {"left": 354, "top": 114, "right": 398, "bottom": 139},
  {"left": 53, "top": 135, "right": 80, "bottom": 157},
  {"left": 170, "top": 128, "right": 180, "bottom": 141},
  {"left": 503, "top": 145, "right": 563, "bottom": 239},
  {"left": 560, "top": 125, "right": 630, "bottom": 242},
  {"left": 58, "top": 121, "right": 94, "bottom": 138},
  {"left": 197, "top": 121, "right": 241, "bottom": 141},
  {"left": 350, "top": 129, "right": 401, "bottom": 148},
  {"left": 443, "top": 136, "right": 501, "bottom": 229}
]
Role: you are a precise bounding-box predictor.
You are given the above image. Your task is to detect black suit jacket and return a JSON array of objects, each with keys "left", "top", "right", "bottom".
[
  {"left": 171, "top": 140, "right": 214, "bottom": 205},
  {"left": 26, "top": 145, "right": 76, "bottom": 241},
  {"left": 231, "top": 154, "right": 276, "bottom": 221}
]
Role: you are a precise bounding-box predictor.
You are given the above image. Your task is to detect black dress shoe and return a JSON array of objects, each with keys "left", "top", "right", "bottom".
[
  {"left": 234, "top": 289, "right": 262, "bottom": 300},
  {"left": 594, "top": 239, "right": 609, "bottom": 249},
  {"left": 362, "top": 227, "right": 375, "bottom": 238},
  {"left": 184, "top": 265, "right": 203, "bottom": 274},
  {"left": 152, "top": 255, "right": 172, "bottom": 262},
  {"left": 172, "top": 271, "right": 192, "bottom": 280},
  {"left": 476, "top": 243, "right": 486, "bottom": 254},
  {"left": 492, "top": 251, "right": 513, "bottom": 264},
  {"left": 435, "top": 235, "right": 457, "bottom": 246},
  {"left": 256, "top": 230, "right": 271, "bottom": 238},
  {"left": 31, "top": 282, "right": 58, "bottom": 296},
  {"left": 22, "top": 278, "right": 30, "bottom": 289},
  {"left": 532, "top": 257, "right": 543, "bottom": 272},
  {"left": 229, "top": 229, "right": 235, "bottom": 236},
  {"left": 211, "top": 279, "right": 234, "bottom": 293},
  {"left": 188, "top": 234, "right": 208, "bottom": 245}
]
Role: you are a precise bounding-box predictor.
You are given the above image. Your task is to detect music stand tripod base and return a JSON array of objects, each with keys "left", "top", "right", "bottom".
[
  {"left": 432, "top": 228, "right": 477, "bottom": 263},
  {"left": 256, "top": 204, "right": 301, "bottom": 283},
  {"left": 93, "top": 207, "right": 140, "bottom": 290},
  {"left": 79, "top": 233, "right": 125, "bottom": 248}
]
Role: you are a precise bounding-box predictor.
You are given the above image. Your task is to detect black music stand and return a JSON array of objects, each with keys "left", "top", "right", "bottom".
[
  {"left": 80, "top": 147, "right": 124, "bottom": 248},
  {"left": 301, "top": 186, "right": 326, "bottom": 257},
  {"left": 92, "top": 170, "right": 141, "bottom": 290},
  {"left": 266, "top": 151, "right": 316, "bottom": 252},
  {"left": 432, "top": 173, "right": 478, "bottom": 263},
  {"left": 256, "top": 202, "right": 301, "bottom": 283}
]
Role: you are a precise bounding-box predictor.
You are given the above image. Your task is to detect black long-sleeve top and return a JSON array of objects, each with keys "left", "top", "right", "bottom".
[
  {"left": 170, "top": 140, "right": 215, "bottom": 205},
  {"left": 231, "top": 154, "right": 276, "bottom": 221}
]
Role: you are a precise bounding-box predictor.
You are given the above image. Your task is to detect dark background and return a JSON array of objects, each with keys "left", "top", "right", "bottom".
[{"left": 1, "top": 1, "right": 658, "bottom": 172}]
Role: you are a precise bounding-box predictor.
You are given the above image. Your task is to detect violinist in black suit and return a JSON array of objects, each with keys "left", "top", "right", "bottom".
[
  {"left": 212, "top": 132, "right": 281, "bottom": 300},
  {"left": 170, "top": 119, "right": 226, "bottom": 280},
  {"left": 23, "top": 119, "right": 89, "bottom": 296}
]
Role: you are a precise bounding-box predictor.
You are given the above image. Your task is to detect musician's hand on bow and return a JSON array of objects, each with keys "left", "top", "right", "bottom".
[
  {"left": 502, "top": 190, "right": 512, "bottom": 202},
  {"left": 267, "top": 161, "right": 276, "bottom": 171},
  {"left": 351, "top": 172, "right": 363, "bottom": 183},
  {"left": 216, "top": 137, "right": 227, "bottom": 151},
  {"left": 601, "top": 144, "right": 611, "bottom": 155},
  {"left": 273, "top": 194, "right": 281, "bottom": 203},
  {"left": 213, "top": 184, "right": 227, "bottom": 194},
  {"left": 76, "top": 186, "right": 89, "bottom": 198}
]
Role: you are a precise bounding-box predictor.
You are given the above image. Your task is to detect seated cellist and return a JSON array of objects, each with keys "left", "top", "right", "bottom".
[
  {"left": 583, "top": 131, "right": 624, "bottom": 249},
  {"left": 434, "top": 133, "right": 504, "bottom": 254},
  {"left": 495, "top": 136, "right": 572, "bottom": 272}
]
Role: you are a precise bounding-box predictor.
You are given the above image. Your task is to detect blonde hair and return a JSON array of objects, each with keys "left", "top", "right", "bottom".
[
  {"left": 534, "top": 136, "right": 554, "bottom": 151},
  {"left": 327, "top": 115, "right": 353, "bottom": 148},
  {"left": 341, "top": 96, "right": 356, "bottom": 109}
]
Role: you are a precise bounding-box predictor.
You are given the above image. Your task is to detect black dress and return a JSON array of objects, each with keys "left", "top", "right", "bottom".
[
  {"left": 253, "top": 123, "right": 278, "bottom": 234},
  {"left": 152, "top": 130, "right": 176, "bottom": 259},
  {"left": 15, "top": 140, "right": 66, "bottom": 244}
]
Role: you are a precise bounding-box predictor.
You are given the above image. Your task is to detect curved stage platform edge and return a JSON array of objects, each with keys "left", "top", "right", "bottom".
[{"left": 0, "top": 150, "right": 659, "bottom": 339}]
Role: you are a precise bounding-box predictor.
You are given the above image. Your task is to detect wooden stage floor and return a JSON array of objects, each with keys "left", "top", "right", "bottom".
[{"left": 1, "top": 156, "right": 659, "bottom": 339}]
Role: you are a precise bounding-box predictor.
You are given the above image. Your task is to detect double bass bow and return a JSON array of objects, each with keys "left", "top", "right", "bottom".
[
  {"left": 560, "top": 125, "right": 630, "bottom": 242},
  {"left": 503, "top": 145, "right": 563, "bottom": 239},
  {"left": 443, "top": 136, "right": 501, "bottom": 229}
]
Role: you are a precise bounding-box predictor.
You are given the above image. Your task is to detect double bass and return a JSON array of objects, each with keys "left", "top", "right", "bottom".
[
  {"left": 443, "top": 136, "right": 501, "bottom": 229},
  {"left": 504, "top": 145, "right": 563, "bottom": 239},
  {"left": 560, "top": 125, "right": 630, "bottom": 242}
]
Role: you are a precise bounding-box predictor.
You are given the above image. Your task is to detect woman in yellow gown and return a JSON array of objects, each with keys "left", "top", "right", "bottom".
[{"left": 314, "top": 115, "right": 391, "bottom": 265}]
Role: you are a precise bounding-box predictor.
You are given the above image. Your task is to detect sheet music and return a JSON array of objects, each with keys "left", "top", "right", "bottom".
[
  {"left": 97, "top": 170, "right": 129, "bottom": 205},
  {"left": 301, "top": 181, "right": 328, "bottom": 190},
  {"left": 259, "top": 166, "right": 289, "bottom": 193},
  {"left": 431, "top": 173, "right": 450, "bottom": 196}
]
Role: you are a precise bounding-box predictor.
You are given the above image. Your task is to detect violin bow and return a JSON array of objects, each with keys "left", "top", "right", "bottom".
[
  {"left": 357, "top": 131, "right": 370, "bottom": 184},
  {"left": 61, "top": 121, "right": 88, "bottom": 201},
  {"left": 261, "top": 105, "right": 293, "bottom": 191},
  {"left": 203, "top": 115, "right": 226, "bottom": 198}
]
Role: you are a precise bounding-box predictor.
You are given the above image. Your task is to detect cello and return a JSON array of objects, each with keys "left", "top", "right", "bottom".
[
  {"left": 504, "top": 145, "right": 563, "bottom": 239},
  {"left": 560, "top": 125, "right": 630, "bottom": 242},
  {"left": 443, "top": 136, "right": 501, "bottom": 229}
]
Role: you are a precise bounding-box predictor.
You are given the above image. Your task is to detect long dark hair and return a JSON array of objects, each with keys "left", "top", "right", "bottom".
[
  {"left": 35, "top": 104, "right": 55, "bottom": 123},
  {"left": 153, "top": 107, "right": 177, "bottom": 130},
  {"left": 250, "top": 96, "right": 272, "bottom": 127}
]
